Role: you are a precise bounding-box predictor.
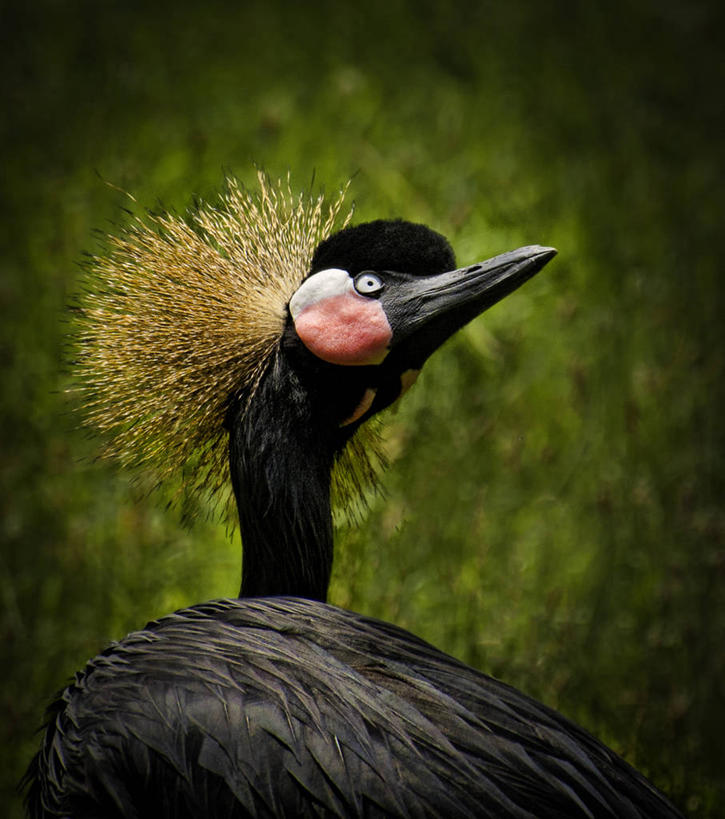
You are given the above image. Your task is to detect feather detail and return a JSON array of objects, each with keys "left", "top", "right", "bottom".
[
  {"left": 26, "top": 598, "right": 683, "bottom": 818},
  {"left": 71, "top": 172, "right": 383, "bottom": 524}
]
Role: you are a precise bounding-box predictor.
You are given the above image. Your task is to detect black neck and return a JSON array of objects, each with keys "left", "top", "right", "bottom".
[{"left": 228, "top": 352, "right": 340, "bottom": 602}]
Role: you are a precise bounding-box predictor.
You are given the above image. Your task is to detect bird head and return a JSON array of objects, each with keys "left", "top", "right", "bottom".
[
  {"left": 77, "top": 173, "right": 555, "bottom": 524},
  {"left": 283, "top": 219, "right": 555, "bottom": 436}
]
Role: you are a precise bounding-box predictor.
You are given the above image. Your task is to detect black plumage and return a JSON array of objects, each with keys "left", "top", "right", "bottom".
[
  {"left": 27, "top": 600, "right": 681, "bottom": 818},
  {"left": 24, "top": 191, "right": 683, "bottom": 818}
]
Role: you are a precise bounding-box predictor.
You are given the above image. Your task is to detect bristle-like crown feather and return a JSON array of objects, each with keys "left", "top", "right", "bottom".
[{"left": 75, "top": 172, "right": 379, "bottom": 523}]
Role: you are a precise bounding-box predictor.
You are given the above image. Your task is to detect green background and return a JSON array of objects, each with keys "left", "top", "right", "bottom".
[{"left": 2, "top": 1, "right": 723, "bottom": 815}]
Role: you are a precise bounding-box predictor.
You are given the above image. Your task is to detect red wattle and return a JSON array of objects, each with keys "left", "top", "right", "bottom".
[{"left": 294, "top": 294, "right": 392, "bottom": 366}]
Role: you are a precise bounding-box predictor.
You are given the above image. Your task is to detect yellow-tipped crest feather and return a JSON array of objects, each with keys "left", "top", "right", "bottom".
[{"left": 74, "top": 172, "right": 384, "bottom": 525}]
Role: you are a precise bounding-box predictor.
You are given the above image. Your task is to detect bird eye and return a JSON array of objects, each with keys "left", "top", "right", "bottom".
[{"left": 354, "top": 272, "right": 384, "bottom": 297}]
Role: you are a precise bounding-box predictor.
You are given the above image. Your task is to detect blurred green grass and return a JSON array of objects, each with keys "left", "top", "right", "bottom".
[{"left": 2, "top": 0, "right": 723, "bottom": 816}]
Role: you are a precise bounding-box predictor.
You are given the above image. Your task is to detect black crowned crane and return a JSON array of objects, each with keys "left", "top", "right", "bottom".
[{"left": 25, "top": 175, "right": 682, "bottom": 818}]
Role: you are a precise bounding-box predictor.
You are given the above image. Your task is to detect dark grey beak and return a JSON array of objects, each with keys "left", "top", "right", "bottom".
[{"left": 381, "top": 245, "right": 556, "bottom": 364}]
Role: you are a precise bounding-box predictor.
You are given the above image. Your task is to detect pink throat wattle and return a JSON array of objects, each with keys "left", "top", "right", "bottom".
[{"left": 293, "top": 293, "right": 392, "bottom": 366}]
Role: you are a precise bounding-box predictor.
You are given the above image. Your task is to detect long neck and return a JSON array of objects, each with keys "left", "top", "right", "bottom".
[{"left": 228, "top": 352, "right": 339, "bottom": 602}]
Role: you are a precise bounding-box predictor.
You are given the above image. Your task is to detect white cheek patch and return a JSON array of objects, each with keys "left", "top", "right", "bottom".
[
  {"left": 290, "top": 268, "right": 393, "bottom": 366},
  {"left": 289, "top": 269, "right": 352, "bottom": 319}
]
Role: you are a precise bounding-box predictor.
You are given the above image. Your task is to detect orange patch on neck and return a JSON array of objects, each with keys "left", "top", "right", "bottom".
[
  {"left": 340, "top": 387, "right": 377, "bottom": 426},
  {"left": 399, "top": 368, "right": 421, "bottom": 396}
]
